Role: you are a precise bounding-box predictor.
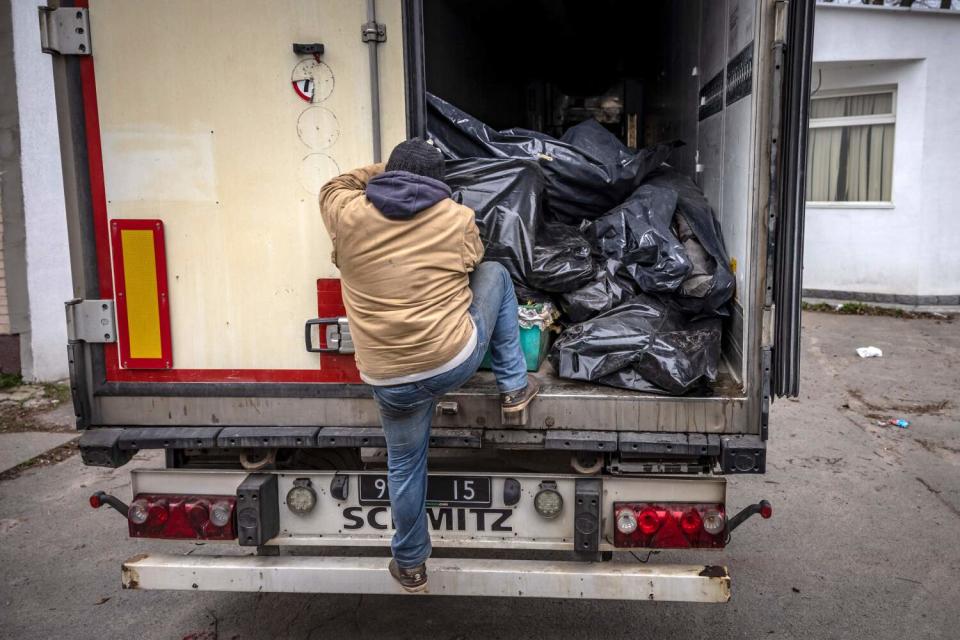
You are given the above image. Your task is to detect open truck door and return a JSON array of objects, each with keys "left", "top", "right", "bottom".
[
  {"left": 52, "top": 0, "right": 415, "bottom": 426},
  {"left": 771, "top": 0, "right": 815, "bottom": 398}
]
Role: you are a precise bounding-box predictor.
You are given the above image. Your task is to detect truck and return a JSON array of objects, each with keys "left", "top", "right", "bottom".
[{"left": 45, "top": 0, "right": 813, "bottom": 602}]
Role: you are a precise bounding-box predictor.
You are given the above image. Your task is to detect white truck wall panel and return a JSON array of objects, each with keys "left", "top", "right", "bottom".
[
  {"left": 696, "top": 0, "right": 728, "bottom": 259},
  {"left": 695, "top": 0, "right": 759, "bottom": 379},
  {"left": 720, "top": 0, "right": 759, "bottom": 311},
  {"left": 88, "top": 0, "right": 407, "bottom": 370}
]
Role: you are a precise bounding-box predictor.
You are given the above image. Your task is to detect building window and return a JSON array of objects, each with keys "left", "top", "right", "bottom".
[{"left": 806, "top": 87, "right": 896, "bottom": 204}]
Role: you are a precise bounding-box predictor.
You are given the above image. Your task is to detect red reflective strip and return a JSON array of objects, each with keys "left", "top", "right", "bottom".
[
  {"left": 106, "top": 368, "right": 356, "bottom": 383},
  {"left": 76, "top": 5, "right": 124, "bottom": 379},
  {"left": 79, "top": 61, "right": 112, "bottom": 298},
  {"left": 111, "top": 220, "right": 172, "bottom": 369},
  {"left": 315, "top": 278, "right": 362, "bottom": 383}
]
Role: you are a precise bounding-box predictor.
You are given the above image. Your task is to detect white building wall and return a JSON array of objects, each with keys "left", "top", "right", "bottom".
[
  {"left": 11, "top": 0, "right": 71, "bottom": 380},
  {"left": 804, "top": 5, "right": 960, "bottom": 302},
  {"left": 914, "top": 16, "right": 960, "bottom": 298}
]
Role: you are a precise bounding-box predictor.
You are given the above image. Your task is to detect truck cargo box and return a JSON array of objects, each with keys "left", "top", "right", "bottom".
[
  {"left": 56, "top": 0, "right": 812, "bottom": 602},
  {"left": 51, "top": 0, "right": 810, "bottom": 467}
]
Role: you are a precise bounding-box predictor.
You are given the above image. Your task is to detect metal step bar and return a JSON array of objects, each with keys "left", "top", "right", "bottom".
[{"left": 121, "top": 553, "right": 731, "bottom": 602}]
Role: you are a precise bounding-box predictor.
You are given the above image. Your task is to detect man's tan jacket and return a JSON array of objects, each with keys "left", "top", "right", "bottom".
[{"left": 319, "top": 164, "right": 484, "bottom": 382}]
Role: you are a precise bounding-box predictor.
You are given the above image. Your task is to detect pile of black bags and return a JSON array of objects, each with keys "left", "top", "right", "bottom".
[{"left": 428, "top": 94, "right": 735, "bottom": 395}]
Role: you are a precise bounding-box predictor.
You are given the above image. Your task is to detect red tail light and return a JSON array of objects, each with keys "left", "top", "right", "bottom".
[
  {"left": 679, "top": 508, "right": 702, "bottom": 535},
  {"left": 614, "top": 502, "right": 726, "bottom": 549},
  {"left": 760, "top": 502, "right": 773, "bottom": 519},
  {"left": 127, "top": 494, "right": 237, "bottom": 540},
  {"left": 637, "top": 507, "right": 661, "bottom": 535}
]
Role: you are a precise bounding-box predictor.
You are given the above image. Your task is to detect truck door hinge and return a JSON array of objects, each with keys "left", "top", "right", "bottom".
[
  {"left": 774, "top": 0, "right": 789, "bottom": 46},
  {"left": 361, "top": 21, "right": 386, "bottom": 43},
  {"left": 65, "top": 299, "right": 116, "bottom": 344},
  {"left": 761, "top": 305, "right": 775, "bottom": 346},
  {"left": 38, "top": 7, "right": 92, "bottom": 56}
]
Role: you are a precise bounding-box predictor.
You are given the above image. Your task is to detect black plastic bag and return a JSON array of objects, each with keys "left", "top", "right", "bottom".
[
  {"left": 530, "top": 223, "right": 596, "bottom": 292},
  {"left": 445, "top": 158, "right": 595, "bottom": 294},
  {"left": 559, "top": 259, "right": 636, "bottom": 323},
  {"left": 549, "top": 295, "right": 722, "bottom": 395},
  {"left": 591, "top": 184, "right": 691, "bottom": 293},
  {"left": 643, "top": 167, "right": 736, "bottom": 316},
  {"left": 445, "top": 158, "right": 544, "bottom": 292},
  {"left": 427, "top": 93, "right": 678, "bottom": 221}
]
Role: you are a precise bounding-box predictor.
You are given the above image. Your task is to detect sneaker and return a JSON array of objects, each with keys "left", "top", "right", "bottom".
[
  {"left": 501, "top": 375, "right": 541, "bottom": 413},
  {"left": 388, "top": 559, "right": 428, "bottom": 593}
]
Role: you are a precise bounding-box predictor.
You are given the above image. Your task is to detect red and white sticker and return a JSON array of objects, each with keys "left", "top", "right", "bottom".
[{"left": 291, "top": 58, "right": 334, "bottom": 103}]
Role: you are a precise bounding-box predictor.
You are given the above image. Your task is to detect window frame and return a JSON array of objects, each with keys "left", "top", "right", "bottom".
[{"left": 805, "top": 84, "right": 897, "bottom": 208}]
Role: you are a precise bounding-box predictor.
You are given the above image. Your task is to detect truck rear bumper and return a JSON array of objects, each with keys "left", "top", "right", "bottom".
[{"left": 121, "top": 553, "right": 731, "bottom": 602}]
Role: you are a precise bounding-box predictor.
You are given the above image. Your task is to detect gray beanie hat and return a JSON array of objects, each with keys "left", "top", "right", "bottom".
[{"left": 385, "top": 139, "right": 445, "bottom": 181}]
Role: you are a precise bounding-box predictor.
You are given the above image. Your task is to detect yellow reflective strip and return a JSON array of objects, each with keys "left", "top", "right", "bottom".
[{"left": 120, "top": 229, "right": 162, "bottom": 359}]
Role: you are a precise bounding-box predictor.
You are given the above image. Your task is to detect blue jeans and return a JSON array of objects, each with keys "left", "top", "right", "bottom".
[{"left": 370, "top": 261, "right": 527, "bottom": 568}]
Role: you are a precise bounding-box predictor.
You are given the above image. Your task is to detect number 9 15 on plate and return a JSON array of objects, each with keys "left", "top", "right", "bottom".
[{"left": 358, "top": 474, "right": 492, "bottom": 508}]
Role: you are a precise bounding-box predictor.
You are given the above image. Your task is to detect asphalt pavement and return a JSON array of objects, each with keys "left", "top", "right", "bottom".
[{"left": 1, "top": 311, "right": 958, "bottom": 639}]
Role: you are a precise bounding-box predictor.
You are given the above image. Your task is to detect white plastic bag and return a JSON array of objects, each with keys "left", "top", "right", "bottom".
[{"left": 856, "top": 346, "right": 883, "bottom": 358}]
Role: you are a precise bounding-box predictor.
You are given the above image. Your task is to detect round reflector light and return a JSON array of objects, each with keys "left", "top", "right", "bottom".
[
  {"left": 89, "top": 493, "right": 102, "bottom": 509},
  {"left": 534, "top": 488, "right": 563, "bottom": 519},
  {"left": 760, "top": 501, "right": 773, "bottom": 519},
  {"left": 702, "top": 509, "right": 726, "bottom": 535},
  {"left": 637, "top": 507, "right": 661, "bottom": 535},
  {"left": 616, "top": 509, "right": 638, "bottom": 534},
  {"left": 209, "top": 501, "right": 233, "bottom": 527},
  {"left": 128, "top": 499, "right": 149, "bottom": 525},
  {"left": 185, "top": 501, "right": 210, "bottom": 527}
]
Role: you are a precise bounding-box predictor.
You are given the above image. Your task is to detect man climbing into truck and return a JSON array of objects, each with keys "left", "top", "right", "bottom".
[{"left": 319, "top": 139, "right": 541, "bottom": 592}]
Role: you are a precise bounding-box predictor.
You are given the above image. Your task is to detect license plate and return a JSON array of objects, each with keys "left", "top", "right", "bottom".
[{"left": 358, "top": 474, "right": 492, "bottom": 508}]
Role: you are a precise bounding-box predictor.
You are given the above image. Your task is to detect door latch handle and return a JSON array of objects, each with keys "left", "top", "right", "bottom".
[{"left": 305, "top": 317, "right": 354, "bottom": 354}]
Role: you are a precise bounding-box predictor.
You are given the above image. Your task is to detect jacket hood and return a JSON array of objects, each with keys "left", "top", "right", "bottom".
[{"left": 366, "top": 171, "right": 452, "bottom": 220}]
